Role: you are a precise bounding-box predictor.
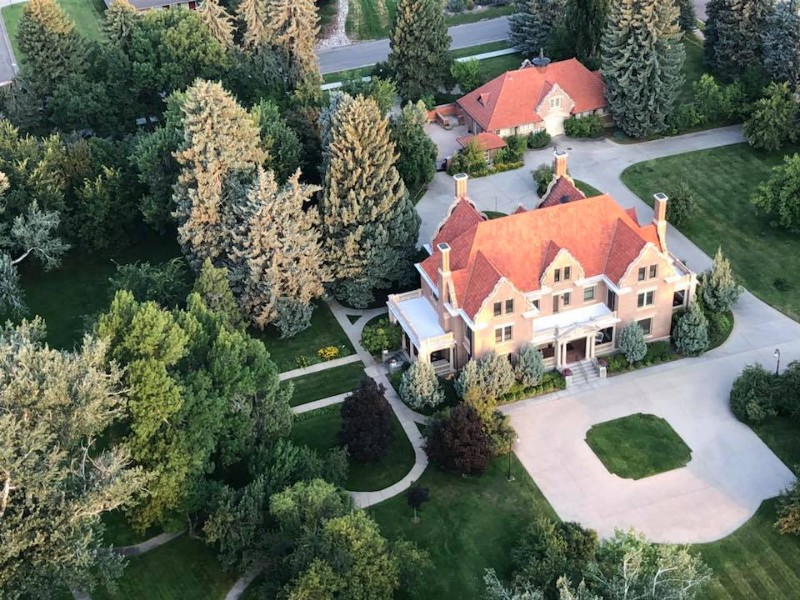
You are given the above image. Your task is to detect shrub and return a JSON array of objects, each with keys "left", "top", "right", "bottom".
[
  {"left": 424, "top": 404, "right": 492, "bottom": 475},
  {"left": 516, "top": 343, "right": 545, "bottom": 387},
  {"left": 478, "top": 352, "right": 516, "bottom": 400},
  {"left": 672, "top": 302, "right": 710, "bottom": 356},
  {"left": 503, "top": 135, "right": 527, "bottom": 163},
  {"left": 448, "top": 139, "right": 488, "bottom": 177},
  {"left": 729, "top": 363, "right": 779, "bottom": 424},
  {"left": 666, "top": 180, "right": 695, "bottom": 228},
  {"left": 295, "top": 354, "right": 312, "bottom": 368},
  {"left": 563, "top": 115, "right": 604, "bottom": 138},
  {"left": 338, "top": 378, "right": 395, "bottom": 461},
  {"left": 399, "top": 361, "right": 445, "bottom": 410},
  {"left": 743, "top": 82, "right": 798, "bottom": 151},
  {"left": 484, "top": 410, "right": 517, "bottom": 455},
  {"left": 498, "top": 371, "right": 566, "bottom": 402},
  {"left": 777, "top": 361, "right": 800, "bottom": 418},
  {"left": 701, "top": 248, "right": 743, "bottom": 313},
  {"left": 491, "top": 160, "right": 524, "bottom": 173},
  {"left": 451, "top": 59, "right": 481, "bottom": 93},
  {"left": 776, "top": 475, "right": 800, "bottom": 535},
  {"left": 707, "top": 310, "right": 733, "bottom": 348},
  {"left": 645, "top": 341, "right": 674, "bottom": 364},
  {"left": 527, "top": 130, "right": 551, "bottom": 149},
  {"left": 317, "top": 346, "right": 340, "bottom": 361},
  {"left": 751, "top": 153, "right": 800, "bottom": 233},
  {"left": 532, "top": 163, "right": 554, "bottom": 196},
  {"left": 360, "top": 317, "right": 402, "bottom": 354},
  {"left": 618, "top": 322, "right": 647, "bottom": 365},
  {"left": 446, "top": 0, "right": 466, "bottom": 12}
]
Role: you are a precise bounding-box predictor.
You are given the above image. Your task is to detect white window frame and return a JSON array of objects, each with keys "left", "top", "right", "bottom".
[
  {"left": 494, "top": 323, "right": 513, "bottom": 343},
  {"left": 638, "top": 318, "right": 653, "bottom": 337},
  {"left": 550, "top": 97, "right": 562, "bottom": 109},
  {"left": 583, "top": 285, "right": 596, "bottom": 302},
  {"left": 637, "top": 288, "right": 656, "bottom": 309}
]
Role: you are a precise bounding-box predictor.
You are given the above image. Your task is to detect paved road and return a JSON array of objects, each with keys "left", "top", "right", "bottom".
[{"left": 317, "top": 16, "right": 509, "bottom": 74}]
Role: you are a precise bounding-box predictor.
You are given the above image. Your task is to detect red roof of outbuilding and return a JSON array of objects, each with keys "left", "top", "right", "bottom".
[
  {"left": 456, "top": 59, "right": 606, "bottom": 132},
  {"left": 456, "top": 131, "right": 507, "bottom": 151}
]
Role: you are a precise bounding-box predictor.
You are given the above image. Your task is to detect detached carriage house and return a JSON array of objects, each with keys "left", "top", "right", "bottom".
[{"left": 388, "top": 155, "right": 697, "bottom": 375}]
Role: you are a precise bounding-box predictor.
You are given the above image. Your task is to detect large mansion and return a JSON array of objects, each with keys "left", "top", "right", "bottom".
[{"left": 388, "top": 154, "right": 697, "bottom": 374}]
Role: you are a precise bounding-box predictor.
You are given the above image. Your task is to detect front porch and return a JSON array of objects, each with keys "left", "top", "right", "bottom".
[
  {"left": 532, "top": 303, "right": 620, "bottom": 370},
  {"left": 387, "top": 290, "right": 456, "bottom": 375}
]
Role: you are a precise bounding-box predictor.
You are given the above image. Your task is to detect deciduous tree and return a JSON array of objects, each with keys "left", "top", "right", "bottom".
[
  {"left": 751, "top": 153, "right": 800, "bottom": 232},
  {"left": 338, "top": 378, "right": 395, "bottom": 462},
  {"left": 666, "top": 180, "right": 695, "bottom": 227},
  {"left": 508, "top": 0, "right": 565, "bottom": 58},
  {"left": 424, "top": 404, "right": 493, "bottom": 475},
  {"left": 391, "top": 100, "right": 437, "bottom": 193},
  {"left": 743, "top": 81, "right": 799, "bottom": 151},
  {"left": 776, "top": 475, "right": 800, "bottom": 535}
]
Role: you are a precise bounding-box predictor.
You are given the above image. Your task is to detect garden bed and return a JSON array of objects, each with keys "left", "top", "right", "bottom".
[{"left": 605, "top": 341, "right": 680, "bottom": 375}]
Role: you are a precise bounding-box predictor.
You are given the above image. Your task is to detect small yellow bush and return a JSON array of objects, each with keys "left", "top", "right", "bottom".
[{"left": 318, "top": 346, "right": 340, "bottom": 361}]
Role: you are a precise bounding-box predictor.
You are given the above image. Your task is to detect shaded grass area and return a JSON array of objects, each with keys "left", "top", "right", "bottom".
[
  {"left": 484, "top": 210, "right": 507, "bottom": 219},
  {"left": 621, "top": 143, "right": 800, "bottom": 322},
  {"left": 317, "top": 0, "right": 337, "bottom": 31},
  {"left": 3, "top": 0, "right": 105, "bottom": 61},
  {"left": 256, "top": 302, "right": 354, "bottom": 373},
  {"left": 446, "top": 4, "right": 514, "bottom": 26},
  {"left": 574, "top": 179, "right": 603, "bottom": 197},
  {"left": 101, "top": 511, "right": 162, "bottom": 548},
  {"left": 284, "top": 361, "right": 365, "bottom": 407},
  {"left": 290, "top": 404, "right": 416, "bottom": 491},
  {"left": 94, "top": 535, "right": 236, "bottom": 600},
  {"left": 477, "top": 51, "right": 524, "bottom": 81},
  {"left": 451, "top": 40, "right": 511, "bottom": 58},
  {"left": 370, "top": 456, "right": 558, "bottom": 599},
  {"left": 681, "top": 33, "right": 706, "bottom": 101},
  {"left": 4, "top": 232, "right": 180, "bottom": 350},
  {"left": 585, "top": 413, "right": 692, "bottom": 479}
]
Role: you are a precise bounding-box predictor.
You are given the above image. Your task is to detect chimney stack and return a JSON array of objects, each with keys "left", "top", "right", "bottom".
[
  {"left": 553, "top": 150, "right": 568, "bottom": 178},
  {"left": 453, "top": 173, "right": 468, "bottom": 199},
  {"left": 438, "top": 242, "right": 451, "bottom": 274},
  {"left": 653, "top": 193, "right": 668, "bottom": 251}
]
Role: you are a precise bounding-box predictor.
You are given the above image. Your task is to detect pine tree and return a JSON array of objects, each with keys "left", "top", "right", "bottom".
[
  {"left": 16, "top": 0, "right": 87, "bottom": 99},
  {"left": 676, "top": 0, "right": 697, "bottom": 32},
  {"left": 618, "top": 321, "right": 647, "bottom": 364},
  {"left": 399, "top": 361, "right": 445, "bottom": 410},
  {"left": 251, "top": 99, "right": 302, "bottom": 184},
  {"left": 198, "top": 0, "right": 235, "bottom": 48},
  {"left": 391, "top": 100, "right": 437, "bottom": 193},
  {"left": 102, "top": 0, "right": 138, "bottom": 49},
  {"left": 232, "top": 167, "right": 328, "bottom": 337},
  {"left": 508, "top": 0, "right": 565, "bottom": 58},
  {"left": 173, "top": 79, "right": 265, "bottom": 270},
  {"left": 193, "top": 258, "right": 244, "bottom": 330},
  {"left": 702, "top": 247, "right": 742, "bottom": 313},
  {"left": 762, "top": 0, "right": 800, "bottom": 86},
  {"left": 388, "top": 0, "right": 451, "bottom": 101},
  {"left": 705, "top": 0, "right": 772, "bottom": 81},
  {"left": 236, "top": 0, "right": 268, "bottom": 49},
  {"left": 601, "top": 0, "right": 686, "bottom": 137},
  {"left": 673, "top": 301, "right": 710, "bottom": 355},
  {"left": 320, "top": 95, "right": 420, "bottom": 308},
  {"left": 565, "top": 0, "right": 608, "bottom": 61},
  {"left": 516, "top": 343, "right": 546, "bottom": 387},
  {"left": 263, "top": 0, "right": 321, "bottom": 88}
]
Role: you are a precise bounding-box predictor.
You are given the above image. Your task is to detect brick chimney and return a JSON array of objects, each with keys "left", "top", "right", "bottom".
[
  {"left": 437, "top": 242, "right": 452, "bottom": 305},
  {"left": 653, "top": 193, "right": 668, "bottom": 252},
  {"left": 553, "top": 150, "right": 568, "bottom": 178},
  {"left": 454, "top": 173, "right": 468, "bottom": 199}
]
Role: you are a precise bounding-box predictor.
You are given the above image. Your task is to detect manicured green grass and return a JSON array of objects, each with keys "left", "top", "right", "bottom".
[
  {"left": 370, "top": 455, "right": 557, "bottom": 599},
  {"left": 621, "top": 143, "right": 800, "bottom": 322},
  {"left": 585, "top": 413, "right": 692, "bottom": 479},
  {"left": 256, "top": 302, "right": 354, "bottom": 373},
  {"left": 2, "top": 0, "right": 105, "bottom": 61},
  {"left": 484, "top": 210, "right": 507, "bottom": 219},
  {"left": 681, "top": 33, "right": 706, "bottom": 101},
  {"left": 446, "top": 4, "right": 515, "bottom": 26},
  {"left": 4, "top": 233, "right": 180, "bottom": 350},
  {"left": 102, "top": 511, "right": 162, "bottom": 548},
  {"left": 94, "top": 535, "right": 236, "bottom": 600},
  {"left": 284, "top": 361, "right": 366, "bottom": 407},
  {"left": 451, "top": 40, "right": 511, "bottom": 59},
  {"left": 574, "top": 179, "right": 603, "bottom": 197},
  {"left": 290, "top": 404, "right": 417, "bottom": 491},
  {"left": 346, "top": 0, "right": 396, "bottom": 39},
  {"left": 752, "top": 416, "right": 800, "bottom": 472},
  {"left": 477, "top": 51, "right": 525, "bottom": 81}
]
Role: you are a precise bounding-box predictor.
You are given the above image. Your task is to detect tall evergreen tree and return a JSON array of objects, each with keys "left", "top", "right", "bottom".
[
  {"left": 263, "top": 0, "right": 321, "bottom": 88},
  {"left": 508, "top": 0, "right": 565, "bottom": 58},
  {"left": 388, "top": 0, "right": 451, "bottom": 101},
  {"left": 173, "top": 79, "right": 265, "bottom": 270},
  {"left": 762, "top": 0, "right": 800, "bottom": 87},
  {"left": 704, "top": 0, "right": 772, "bottom": 81},
  {"left": 391, "top": 100, "right": 437, "bottom": 194},
  {"left": 602, "top": 0, "right": 685, "bottom": 137},
  {"left": 231, "top": 167, "right": 328, "bottom": 336},
  {"left": 320, "top": 95, "right": 420, "bottom": 308},
  {"left": 236, "top": 0, "right": 268, "bottom": 50},
  {"left": 16, "top": 0, "right": 87, "bottom": 100},
  {"left": 565, "top": 0, "right": 608, "bottom": 61},
  {"left": 676, "top": 0, "right": 697, "bottom": 32},
  {"left": 197, "top": 0, "right": 235, "bottom": 48},
  {"left": 101, "top": 0, "right": 138, "bottom": 49},
  {"left": 251, "top": 99, "right": 302, "bottom": 184}
]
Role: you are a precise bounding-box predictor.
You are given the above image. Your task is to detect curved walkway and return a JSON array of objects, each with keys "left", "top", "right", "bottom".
[{"left": 114, "top": 530, "right": 185, "bottom": 557}]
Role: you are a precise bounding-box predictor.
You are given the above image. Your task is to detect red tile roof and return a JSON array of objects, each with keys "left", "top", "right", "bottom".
[
  {"left": 457, "top": 59, "right": 606, "bottom": 132},
  {"left": 539, "top": 176, "right": 586, "bottom": 208},
  {"left": 456, "top": 131, "right": 507, "bottom": 152},
  {"left": 431, "top": 196, "right": 485, "bottom": 249},
  {"left": 421, "top": 195, "right": 663, "bottom": 318}
]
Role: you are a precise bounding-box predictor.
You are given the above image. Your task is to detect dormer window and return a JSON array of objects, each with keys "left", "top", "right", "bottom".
[
  {"left": 478, "top": 93, "right": 491, "bottom": 106},
  {"left": 550, "top": 97, "right": 562, "bottom": 109}
]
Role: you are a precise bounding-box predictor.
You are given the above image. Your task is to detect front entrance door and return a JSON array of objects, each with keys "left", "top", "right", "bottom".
[{"left": 565, "top": 338, "right": 588, "bottom": 364}]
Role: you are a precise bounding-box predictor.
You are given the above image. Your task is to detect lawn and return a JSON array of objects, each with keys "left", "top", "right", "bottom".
[
  {"left": 574, "top": 179, "right": 603, "bottom": 197},
  {"left": 451, "top": 40, "right": 511, "bottom": 59},
  {"left": 681, "top": 33, "right": 706, "bottom": 101},
  {"left": 290, "top": 404, "right": 416, "bottom": 491},
  {"left": 256, "top": 301, "right": 354, "bottom": 372},
  {"left": 102, "top": 511, "right": 163, "bottom": 548},
  {"left": 621, "top": 143, "right": 800, "bottom": 322},
  {"left": 2, "top": 0, "right": 105, "bottom": 61},
  {"left": 585, "top": 413, "right": 692, "bottom": 479},
  {"left": 284, "top": 361, "right": 366, "bottom": 407},
  {"left": 370, "top": 455, "right": 558, "bottom": 599},
  {"left": 446, "top": 4, "right": 515, "bottom": 26},
  {"left": 94, "top": 535, "right": 236, "bottom": 600},
  {"left": 4, "top": 232, "right": 180, "bottom": 350},
  {"left": 477, "top": 51, "right": 525, "bottom": 81}
]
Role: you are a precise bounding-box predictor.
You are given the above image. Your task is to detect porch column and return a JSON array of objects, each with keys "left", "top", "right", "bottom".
[
  {"left": 418, "top": 343, "right": 429, "bottom": 363},
  {"left": 586, "top": 335, "right": 594, "bottom": 360},
  {"left": 555, "top": 340, "right": 562, "bottom": 369}
]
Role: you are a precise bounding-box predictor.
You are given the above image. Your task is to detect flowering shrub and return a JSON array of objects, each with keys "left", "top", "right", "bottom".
[{"left": 317, "top": 346, "right": 340, "bottom": 361}]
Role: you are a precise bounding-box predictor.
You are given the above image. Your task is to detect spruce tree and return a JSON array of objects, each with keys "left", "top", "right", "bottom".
[
  {"left": 263, "top": 0, "right": 321, "bottom": 88},
  {"left": 673, "top": 301, "right": 710, "bottom": 355},
  {"left": 701, "top": 247, "right": 743, "bottom": 313},
  {"left": 102, "top": 0, "right": 138, "bottom": 49},
  {"left": 705, "top": 0, "right": 772, "bottom": 81},
  {"left": 676, "top": 0, "right": 697, "bottom": 32},
  {"left": 236, "top": 0, "right": 268, "bottom": 50},
  {"left": 762, "top": 0, "right": 800, "bottom": 87},
  {"left": 16, "top": 0, "right": 87, "bottom": 100},
  {"left": 565, "top": 0, "right": 608, "bottom": 62},
  {"left": 388, "top": 0, "right": 451, "bottom": 101},
  {"left": 391, "top": 100, "right": 437, "bottom": 193},
  {"left": 601, "top": 0, "right": 685, "bottom": 137},
  {"left": 173, "top": 79, "right": 265, "bottom": 270},
  {"left": 508, "top": 0, "right": 565, "bottom": 58},
  {"left": 232, "top": 167, "right": 328, "bottom": 337},
  {"left": 198, "top": 0, "right": 235, "bottom": 48},
  {"left": 320, "top": 95, "right": 420, "bottom": 308}
]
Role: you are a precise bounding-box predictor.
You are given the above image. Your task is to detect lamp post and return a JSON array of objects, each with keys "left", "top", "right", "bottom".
[
  {"left": 507, "top": 437, "right": 520, "bottom": 482},
  {"left": 774, "top": 348, "right": 781, "bottom": 376}
]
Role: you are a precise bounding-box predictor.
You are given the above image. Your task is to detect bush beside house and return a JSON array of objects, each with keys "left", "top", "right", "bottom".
[
  {"left": 564, "top": 115, "right": 604, "bottom": 138},
  {"left": 360, "top": 317, "right": 402, "bottom": 354},
  {"left": 399, "top": 361, "right": 446, "bottom": 410}
]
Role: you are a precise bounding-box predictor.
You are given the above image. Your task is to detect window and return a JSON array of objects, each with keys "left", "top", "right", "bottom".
[
  {"left": 550, "top": 97, "right": 562, "bottom": 108},
  {"left": 495, "top": 325, "right": 513, "bottom": 343},
  {"left": 649, "top": 264, "right": 658, "bottom": 279},
  {"left": 584, "top": 286, "right": 595, "bottom": 302},
  {"left": 493, "top": 302, "right": 502, "bottom": 317},
  {"left": 596, "top": 326, "right": 614, "bottom": 344},
  {"left": 532, "top": 299, "right": 540, "bottom": 310},
  {"left": 638, "top": 318, "right": 653, "bottom": 336},
  {"left": 505, "top": 299, "right": 514, "bottom": 314},
  {"left": 638, "top": 267, "right": 646, "bottom": 282},
  {"left": 637, "top": 290, "right": 655, "bottom": 308},
  {"left": 466, "top": 328, "right": 474, "bottom": 353},
  {"left": 554, "top": 268, "right": 561, "bottom": 283},
  {"left": 563, "top": 292, "right": 571, "bottom": 306},
  {"left": 564, "top": 266, "right": 571, "bottom": 280},
  {"left": 672, "top": 290, "right": 686, "bottom": 308}
]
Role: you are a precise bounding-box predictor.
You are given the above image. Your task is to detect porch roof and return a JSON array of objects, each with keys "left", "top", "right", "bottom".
[
  {"left": 534, "top": 303, "right": 617, "bottom": 339},
  {"left": 388, "top": 293, "right": 454, "bottom": 351}
]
